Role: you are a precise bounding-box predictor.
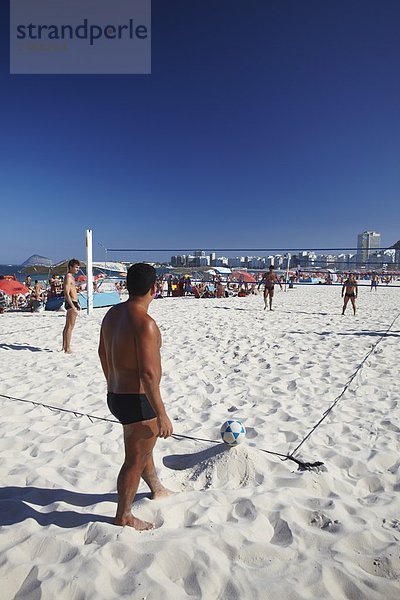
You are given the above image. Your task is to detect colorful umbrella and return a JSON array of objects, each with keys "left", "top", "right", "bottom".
[
  {"left": 0, "top": 280, "right": 30, "bottom": 296},
  {"left": 230, "top": 271, "right": 256, "bottom": 283}
]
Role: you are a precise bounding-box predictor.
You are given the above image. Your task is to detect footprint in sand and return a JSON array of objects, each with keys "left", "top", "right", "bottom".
[
  {"left": 310, "top": 512, "right": 341, "bottom": 533},
  {"left": 233, "top": 498, "right": 257, "bottom": 521},
  {"left": 269, "top": 516, "right": 293, "bottom": 546},
  {"left": 244, "top": 427, "right": 257, "bottom": 439}
]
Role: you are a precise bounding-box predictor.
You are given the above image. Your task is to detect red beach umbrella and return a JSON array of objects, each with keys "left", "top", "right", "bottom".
[
  {"left": 230, "top": 271, "right": 257, "bottom": 283},
  {"left": 76, "top": 275, "right": 87, "bottom": 282},
  {"left": 0, "top": 280, "right": 29, "bottom": 296}
]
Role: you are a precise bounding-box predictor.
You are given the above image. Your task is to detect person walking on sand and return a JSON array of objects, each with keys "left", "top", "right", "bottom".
[
  {"left": 62, "top": 259, "right": 81, "bottom": 353},
  {"left": 342, "top": 273, "right": 358, "bottom": 315},
  {"left": 370, "top": 273, "right": 379, "bottom": 292},
  {"left": 258, "top": 265, "right": 283, "bottom": 310},
  {"left": 98, "top": 263, "right": 174, "bottom": 531}
]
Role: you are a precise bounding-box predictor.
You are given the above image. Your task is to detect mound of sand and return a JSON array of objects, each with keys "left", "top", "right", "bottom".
[{"left": 164, "top": 443, "right": 267, "bottom": 490}]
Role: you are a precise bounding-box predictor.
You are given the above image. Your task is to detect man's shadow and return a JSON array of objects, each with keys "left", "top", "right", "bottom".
[
  {"left": 0, "top": 343, "right": 52, "bottom": 352},
  {"left": 0, "top": 486, "right": 149, "bottom": 528}
]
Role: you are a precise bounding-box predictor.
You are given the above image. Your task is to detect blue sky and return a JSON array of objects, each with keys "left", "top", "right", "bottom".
[{"left": 1, "top": 1, "right": 399, "bottom": 263}]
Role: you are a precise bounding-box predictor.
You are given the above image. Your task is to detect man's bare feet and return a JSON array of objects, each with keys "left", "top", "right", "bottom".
[
  {"left": 115, "top": 515, "right": 155, "bottom": 530},
  {"left": 150, "top": 487, "right": 175, "bottom": 500}
]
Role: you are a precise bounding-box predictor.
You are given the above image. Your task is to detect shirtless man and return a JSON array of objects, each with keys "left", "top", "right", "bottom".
[
  {"left": 342, "top": 273, "right": 358, "bottom": 315},
  {"left": 370, "top": 273, "right": 379, "bottom": 292},
  {"left": 258, "top": 265, "right": 283, "bottom": 310},
  {"left": 98, "top": 263, "right": 173, "bottom": 530},
  {"left": 62, "top": 259, "right": 81, "bottom": 353}
]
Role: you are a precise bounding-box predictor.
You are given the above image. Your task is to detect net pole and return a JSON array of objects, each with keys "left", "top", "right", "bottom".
[
  {"left": 285, "top": 253, "right": 291, "bottom": 291},
  {"left": 86, "top": 229, "right": 94, "bottom": 316}
]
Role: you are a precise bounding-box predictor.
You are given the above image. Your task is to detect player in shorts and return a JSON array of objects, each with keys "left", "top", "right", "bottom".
[
  {"left": 258, "top": 265, "right": 283, "bottom": 310},
  {"left": 342, "top": 273, "right": 358, "bottom": 315},
  {"left": 62, "top": 259, "right": 81, "bottom": 353},
  {"left": 99, "top": 263, "right": 173, "bottom": 530}
]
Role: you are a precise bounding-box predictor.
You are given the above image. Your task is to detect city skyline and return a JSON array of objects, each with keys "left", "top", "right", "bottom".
[{"left": 169, "top": 236, "right": 398, "bottom": 272}]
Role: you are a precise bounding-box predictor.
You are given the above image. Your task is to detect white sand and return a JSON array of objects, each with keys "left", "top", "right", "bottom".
[{"left": 0, "top": 284, "right": 399, "bottom": 599}]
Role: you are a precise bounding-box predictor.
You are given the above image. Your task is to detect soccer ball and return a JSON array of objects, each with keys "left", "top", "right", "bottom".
[{"left": 220, "top": 420, "right": 246, "bottom": 446}]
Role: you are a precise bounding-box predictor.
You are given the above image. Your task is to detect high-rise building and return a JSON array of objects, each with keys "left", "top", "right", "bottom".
[{"left": 357, "top": 231, "right": 381, "bottom": 266}]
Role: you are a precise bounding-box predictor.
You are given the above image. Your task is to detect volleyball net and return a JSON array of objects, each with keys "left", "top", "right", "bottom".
[{"left": 98, "top": 242, "right": 400, "bottom": 282}]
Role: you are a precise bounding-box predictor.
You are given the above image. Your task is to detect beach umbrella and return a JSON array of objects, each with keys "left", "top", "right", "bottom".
[
  {"left": 230, "top": 271, "right": 256, "bottom": 283},
  {"left": 22, "top": 264, "right": 53, "bottom": 275},
  {"left": 22, "top": 260, "right": 86, "bottom": 276},
  {"left": 76, "top": 275, "right": 87, "bottom": 282},
  {"left": 0, "top": 280, "right": 29, "bottom": 296},
  {"left": 51, "top": 259, "right": 86, "bottom": 275}
]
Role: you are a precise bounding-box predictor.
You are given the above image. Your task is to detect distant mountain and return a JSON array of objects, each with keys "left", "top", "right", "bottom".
[
  {"left": 389, "top": 240, "right": 400, "bottom": 250},
  {"left": 21, "top": 254, "right": 53, "bottom": 267}
]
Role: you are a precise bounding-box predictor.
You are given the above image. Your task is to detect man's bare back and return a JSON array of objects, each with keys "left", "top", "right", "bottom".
[{"left": 100, "top": 302, "right": 161, "bottom": 394}]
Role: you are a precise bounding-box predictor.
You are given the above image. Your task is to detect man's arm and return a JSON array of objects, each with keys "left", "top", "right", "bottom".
[
  {"left": 98, "top": 328, "right": 109, "bottom": 381},
  {"left": 341, "top": 284, "right": 345, "bottom": 297},
  {"left": 276, "top": 274, "right": 283, "bottom": 290},
  {"left": 63, "top": 274, "right": 77, "bottom": 310},
  {"left": 136, "top": 319, "right": 173, "bottom": 439}
]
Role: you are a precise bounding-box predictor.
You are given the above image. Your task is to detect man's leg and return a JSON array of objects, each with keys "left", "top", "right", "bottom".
[
  {"left": 62, "top": 314, "right": 67, "bottom": 351},
  {"left": 115, "top": 419, "right": 158, "bottom": 530},
  {"left": 263, "top": 288, "right": 268, "bottom": 310},
  {"left": 269, "top": 290, "right": 274, "bottom": 311},
  {"left": 63, "top": 309, "right": 77, "bottom": 353},
  {"left": 351, "top": 297, "right": 356, "bottom": 315},
  {"left": 141, "top": 452, "right": 174, "bottom": 499},
  {"left": 342, "top": 296, "right": 349, "bottom": 314}
]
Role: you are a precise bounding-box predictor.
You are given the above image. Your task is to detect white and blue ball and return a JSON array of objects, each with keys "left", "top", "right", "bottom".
[{"left": 220, "top": 420, "right": 246, "bottom": 446}]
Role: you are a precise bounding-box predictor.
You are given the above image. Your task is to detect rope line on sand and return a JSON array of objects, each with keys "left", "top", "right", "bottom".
[
  {"left": 1, "top": 312, "right": 398, "bottom": 473},
  {"left": 289, "top": 309, "right": 400, "bottom": 459},
  {"left": 0, "top": 393, "right": 321, "bottom": 471}
]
